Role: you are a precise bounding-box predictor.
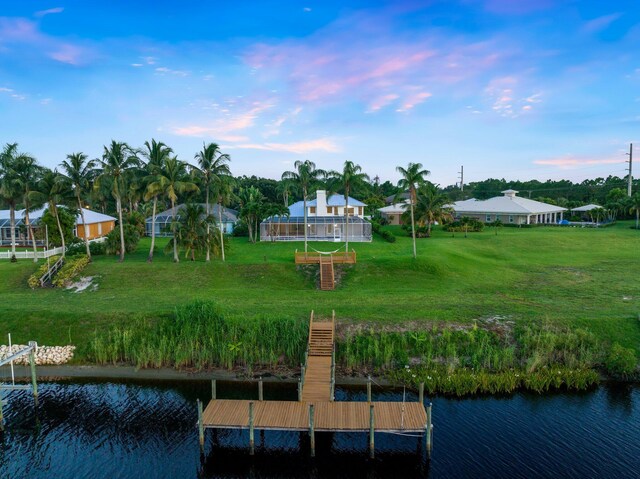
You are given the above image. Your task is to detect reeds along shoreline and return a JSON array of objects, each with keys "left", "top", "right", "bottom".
[{"left": 89, "top": 300, "right": 634, "bottom": 394}]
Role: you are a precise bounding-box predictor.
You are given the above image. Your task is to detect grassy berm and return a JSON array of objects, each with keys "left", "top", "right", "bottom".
[{"left": 0, "top": 222, "right": 638, "bottom": 392}]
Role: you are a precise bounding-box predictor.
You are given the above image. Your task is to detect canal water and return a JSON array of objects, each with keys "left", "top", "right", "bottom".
[{"left": 0, "top": 379, "right": 639, "bottom": 478}]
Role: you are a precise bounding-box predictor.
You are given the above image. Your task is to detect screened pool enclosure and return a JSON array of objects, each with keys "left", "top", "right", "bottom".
[{"left": 259, "top": 216, "right": 372, "bottom": 242}]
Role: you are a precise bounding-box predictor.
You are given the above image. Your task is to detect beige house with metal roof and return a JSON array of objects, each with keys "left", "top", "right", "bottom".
[{"left": 452, "top": 190, "right": 567, "bottom": 225}]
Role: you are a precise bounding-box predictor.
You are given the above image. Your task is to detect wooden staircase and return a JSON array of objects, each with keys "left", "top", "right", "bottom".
[
  {"left": 301, "top": 311, "right": 335, "bottom": 402},
  {"left": 319, "top": 255, "right": 335, "bottom": 291}
]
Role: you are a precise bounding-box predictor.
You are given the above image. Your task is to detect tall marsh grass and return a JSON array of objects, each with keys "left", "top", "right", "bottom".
[{"left": 90, "top": 300, "right": 307, "bottom": 371}]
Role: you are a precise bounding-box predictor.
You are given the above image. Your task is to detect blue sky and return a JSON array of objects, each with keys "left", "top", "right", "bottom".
[{"left": 1, "top": 1, "right": 638, "bottom": 186}]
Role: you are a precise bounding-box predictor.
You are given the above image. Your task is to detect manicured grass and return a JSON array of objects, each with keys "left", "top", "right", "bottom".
[{"left": 0, "top": 222, "right": 638, "bottom": 359}]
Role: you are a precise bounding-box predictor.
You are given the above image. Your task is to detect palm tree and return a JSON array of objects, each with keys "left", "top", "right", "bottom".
[
  {"left": 397, "top": 162, "right": 430, "bottom": 258},
  {"left": 96, "top": 141, "right": 140, "bottom": 262},
  {"left": 277, "top": 179, "right": 295, "bottom": 207},
  {"left": 265, "top": 202, "right": 290, "bottom": 241},
  {"left": 328, "top": 161, "right": 369, "bottom": 252},
  {"left": 237, "top": 186, "right": 265, "bottom": 243},
  {"left": 141, "top": 139, "right": 173, "bottom": 262},
  {"left": 33, "top": 169, "right": 70, "bottom": 255},
  {"left": 0, "top": 143, "right": 27, "bottom": 261},
  {"left": 147, "top": 157, "right": 199, "bottom": 262},
  {"left": 12, "top": 153, "right": 43, "bottom": 262},
  {"left": 212, "top": 174, "right": 234, "bottom": 261},
  {"left": 630, "top": 192, "right": 640, "bottom": 229},
  {"left": 412, "top": 182, "right": 453, "bottom": 237},
  {"left": 60, "top": 152, "right": 96, "bottom": 260},
  {"left": 194, "top": 143, "right": 231, "bottom": 262},
  {"left": 282, "top": 160, "right": 325, "bottom": 253},
  {"left": 165, "top": 203, "right": 213, "bottom": 261}
]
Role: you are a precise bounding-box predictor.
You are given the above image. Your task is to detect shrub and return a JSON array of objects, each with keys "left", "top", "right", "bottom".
[
  {"left": 105, "top": 224, "right": 140, "bottom": 255},
  {"left": 126, "top": 210, "right": 147, "bottom": 237},
  {"left": 605, "top": 343, "right": 637, "bottom": 378},
  {"left": 52, "top": 254, "right": 90, "bottom": 288},
  {"left": 41, "top": 207, "right": 77, "bottom": 247},
  {"left": 232, "top": 220, "right": 249, "bottom": 237},
  {"left": 27, "top": 256, "right": 61, "bottom": 289},
  {"left": 443, "top": 218, "right": 485, "bottom": 233},
  {"left": 370, "top": 221, "right": 396, "bottom": 242}
]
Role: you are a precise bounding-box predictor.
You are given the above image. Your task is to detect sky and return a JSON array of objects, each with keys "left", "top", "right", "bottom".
[{"left": 0, "top": 0, "right": 639, "bottom": 187}]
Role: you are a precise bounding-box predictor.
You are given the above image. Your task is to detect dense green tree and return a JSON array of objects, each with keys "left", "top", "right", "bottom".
[{"left": 412, "top": 182, "right": 453, "bottom": 237}]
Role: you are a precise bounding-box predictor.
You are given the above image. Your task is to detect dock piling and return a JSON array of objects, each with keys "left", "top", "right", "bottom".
[
  {"left": 29, "top": 341, "right": 38, "bottom": 404},
  {"left": 426, "top": 402, "right": 432, "bottom": 459},
  {"left": 258, "top": 377, "right": 263, "bottom": 401},
  {"left": 309, "top": 404, "right": 315, "bottom": 457},
  {"left": 369, "top": 404, "right": 375, "bottom": 459},
  {"left": 298, "top": 379, "right": 302, "bottom": 401},
  {"left": 301, "top": 365, "right": 306, "bottom": 386},
  {"left": 197, "top": 399, "right": 204, "bottom": 453},
  {"left": 367, "top": 376, "right": 372, "bottom": 403},
  {"left": 211, "top": 379, "right": 216, "bottom": 400},
  {"left": 418, "top": 382, "right": 424, "bottom": 405},
  {"left": 249, "top": 401, "right": 255, "bottom": 455}
]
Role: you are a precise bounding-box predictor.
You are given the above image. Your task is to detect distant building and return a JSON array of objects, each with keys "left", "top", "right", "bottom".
[
  {"left": 145, "top": 204, "right": 238, "bottom": 237},
  {"left": 0, "top": 206, "right": 116, "bottom": 246},
  {"left": 452, "top": 190, "right": 567, "bottom": 225},
  {"left": 378, "top": 201, "right": 409, "bottom": 225},
  {"left": 260, "top": 190, "right": 372, "bottom": 242}
]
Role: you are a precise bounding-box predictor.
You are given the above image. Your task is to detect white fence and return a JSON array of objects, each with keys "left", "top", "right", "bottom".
[{"left": 0, "top": 246, "right": 65, "bottom": 260}]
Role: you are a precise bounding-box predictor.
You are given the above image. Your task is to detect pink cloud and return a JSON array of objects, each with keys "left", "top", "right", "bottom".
[
  {"left": 0, "top": 17, "right": 91, "bottom": 65},
  {"left": 244, "top": 11, "right": 507, "bottom": 112},
  {"left": 229, "top": 138, "right": 340, "bottom": 154},
  {"left": 534, "top": 156, "right": 625, "bottom": 169}
]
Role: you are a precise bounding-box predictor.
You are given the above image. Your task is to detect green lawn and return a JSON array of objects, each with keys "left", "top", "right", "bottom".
[{"left": 1, "top": 222, "right": 639, "bottom": 358}]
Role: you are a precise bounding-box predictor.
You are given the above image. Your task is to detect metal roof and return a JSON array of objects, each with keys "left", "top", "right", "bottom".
[
  {"left": 452, "top": 193, "right": 566, "bottom": 215},
  {"left": 261, "top": 216, "right": 370, "bottom": 225}
]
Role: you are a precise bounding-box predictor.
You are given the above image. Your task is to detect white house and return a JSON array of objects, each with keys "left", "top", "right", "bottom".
[
  {"left": 452, "top": 190, "right": 567, "bottom": 225},
  {"left": 260, "top": 190, "right": 372, "bottom": 242}
]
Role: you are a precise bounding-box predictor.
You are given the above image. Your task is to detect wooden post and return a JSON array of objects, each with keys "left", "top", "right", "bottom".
[
  {"left": 301, "top": 365, "right": 306, "bottom": 386},
  {"left": 29, "top": 341, "right": 38, "bottom": 404},
  {"left": 298, "top": 379, "right": 302, "bottom": 401},
  {"left": 258, "top": 377, "right": 263, "bottom": 401},
  {"left": 197, "top": 399, "right": 204, "bottom": 453},
  {"left": 419, "top": 382, "right": 424, "bottom": 405},
  {"left": 211, "top": 379, "right": 216, "bottom": 400},
  {"left": 367, "top": 376, "right": 372, "bottom": 403},
  {"left": 369, "top": 404, "right": 375, "bottom": 459},
  {"left": 309, "top": 404, "right": 315, "bottom": 457},
  {"left": 249, "top": 401, "right": 255, "bottom": 455},
  {"left": 426, "top": 402, "right": 432, "bottom": 459},
  {"left": 331, "top": 349, "right": 336, "bottom": 401}
]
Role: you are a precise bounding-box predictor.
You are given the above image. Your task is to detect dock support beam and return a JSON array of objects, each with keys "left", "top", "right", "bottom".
[
  {"left": 309, "top": 404, "right": 315, "bottom": 457},
  {"left": 369, "top": 404, "right": 375, "bottom": 459},
  {"left": 367, "top": 376, "right": 372, "bottom": 403},
  {"left": 29, "top": 341, "right": 38, "bottom": 405},
  {"left": 211, "top": 379, "right": 216, "bottom": 400},
  {"left": 298, "top": 379, "right": 302, "bottom": 401},
  {"left": 418, "top": 382, "right": 424, "bottom": 405},
  {"left": 249, "top": 401, "right": 255, "bottom": 455},
  {"left": 258, "top": 377, "right": 263, "bottom": 401},
  {"left": 197, "top": 399, "right": 204, "bottom": 453},
  {"left": 426, "top": 402, "right": 432, "bottom": 459},
  {"left": 330, "top": 349, "right": 336, "bottom": 401}
]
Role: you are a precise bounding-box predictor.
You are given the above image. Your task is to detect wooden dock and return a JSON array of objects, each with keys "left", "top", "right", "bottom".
[{"left": 199, "top": 311, "right": 433, "bottom": 458}]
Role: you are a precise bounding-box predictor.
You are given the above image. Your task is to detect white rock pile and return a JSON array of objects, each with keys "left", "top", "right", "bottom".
[{"left": 0, "top": 344, "right": 76, "bottom": 365}]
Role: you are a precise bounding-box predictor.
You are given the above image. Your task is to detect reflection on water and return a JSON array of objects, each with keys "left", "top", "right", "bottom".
[{"left": 0, "top": 378, "right": 639, "bottom": 478}]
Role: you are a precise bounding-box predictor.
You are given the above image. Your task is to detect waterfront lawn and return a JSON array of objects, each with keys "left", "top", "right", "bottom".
[{"left": 0, "top": 222, "right": 638, "bottom": 358}]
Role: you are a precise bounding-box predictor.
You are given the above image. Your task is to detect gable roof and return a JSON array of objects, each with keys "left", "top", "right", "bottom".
[
  {"left": 571, "top": 204, "right": 602, "bottom": 212},
  {"left": 0, "top": 206, "right": 116, "bottom": 226}
]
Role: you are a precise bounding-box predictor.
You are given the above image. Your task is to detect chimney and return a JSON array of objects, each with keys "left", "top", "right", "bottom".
[
  {"left": 502, "top": 189, "right": 518, "bottom": 199},
  {"left": 315, "top": 190, "right": 327, "bottom": 215}
]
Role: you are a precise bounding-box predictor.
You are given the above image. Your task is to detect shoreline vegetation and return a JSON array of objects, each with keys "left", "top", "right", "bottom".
[{"left": 87, "top": 299, "right": 636, "bottom": 396}]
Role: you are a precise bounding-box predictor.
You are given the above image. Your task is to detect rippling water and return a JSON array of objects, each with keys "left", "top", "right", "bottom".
[{"left": 0, "top": 378, "right": 639, "bottom": 478}]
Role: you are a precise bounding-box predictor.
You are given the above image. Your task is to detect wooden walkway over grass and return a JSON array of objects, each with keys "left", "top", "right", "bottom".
[{"left": 198, "top": 311, "right": 433, "bottom": 458}]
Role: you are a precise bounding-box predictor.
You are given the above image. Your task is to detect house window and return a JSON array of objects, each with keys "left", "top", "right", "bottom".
[
  {"left": 346, "top": 207, "right": 354, "bottom": 216},
  {"left": 334, "top": 208, "right": 339, "bottom": 215},
  {"left": 389, "top": 215, "right": 395, "bottom": 221},
  {"left": 486, "top": 214, "right": 492, "bottom": 222},
  {"left": 358, "top": 207, "right": 363, "bottom": 215},
  {"left": 327, "top": 207, "right": 332, "bottom": 214},
  {"left": 509, "top": 215, "right": 514, "bottom": 223},
  {"left": 310, "top": 207, "right": 316, "bottom": 214}
]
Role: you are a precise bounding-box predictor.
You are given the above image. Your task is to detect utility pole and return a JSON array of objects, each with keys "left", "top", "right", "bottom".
[
  {"left": 626, "top": 143, "right": 633, "bottom": 197},
  {"left": 458, "top": 165, "right": 464, "bottom": 192}
]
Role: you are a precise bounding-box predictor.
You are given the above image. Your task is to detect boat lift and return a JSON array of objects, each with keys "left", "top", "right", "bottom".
[{"left": 0, "top": 335, "right": 39, "bottom": 430}]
